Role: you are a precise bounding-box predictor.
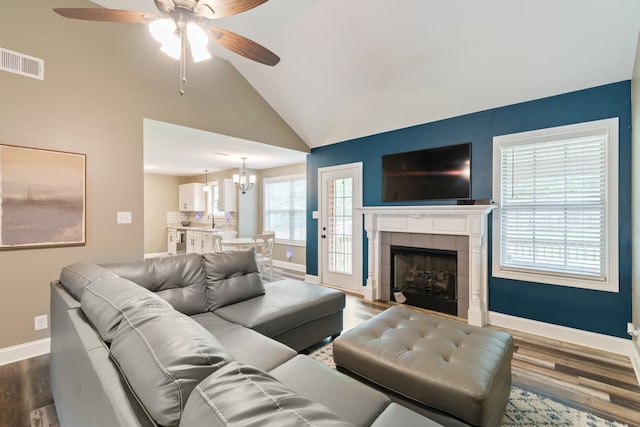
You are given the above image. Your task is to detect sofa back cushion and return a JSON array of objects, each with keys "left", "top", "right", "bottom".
[
  {"left": 111, "top": 305, "right": 233, "bottom": 427},
  {"left": 102, "top": 253, "right": 207, "bottom": 315},
  {"left": 59, "top": 262, "right": 118, "bottom": 301},
  {"left": 180, "top": 361, "right": 353, "bottom": 427},
  {"left": 202, "top": 250, "right": 265, "bottom": 311},
  {"left": 81, "top": 276, "right": 172, "bottom": 343}
]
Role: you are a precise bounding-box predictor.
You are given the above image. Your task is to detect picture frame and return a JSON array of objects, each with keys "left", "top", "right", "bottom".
[{"left": 0, "top": 144, "right": 86, "bottom": 249}]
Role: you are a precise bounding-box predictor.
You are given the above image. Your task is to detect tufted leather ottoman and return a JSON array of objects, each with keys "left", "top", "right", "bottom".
[{"left": 333, "top": 306, "right": 513, "bottom": 427}]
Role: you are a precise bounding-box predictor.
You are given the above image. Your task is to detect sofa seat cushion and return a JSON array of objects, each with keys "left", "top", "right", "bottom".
[
  {"left": 213, "top": 279, "right": 345, "bottom": 339},
  {"left": 202, "top": 250, "right": 265, "bottom": 310},
  {"left": 192, "top": 313, "right": 297, "bottom": 372},
  {"left": 110, "top": 305, "right": 233, "bottom": 427},
  {"left": 60, "top": 262, "right": 118, "bottom": 301},
  {"left": 270, "top": 355, "right": 390, "bottom": 427},
  {"left": 370, "top": 403, "right": 444, "bottom": 427},
  {"left": 81, "top": 276, "right": 172, "bottom": 343},
  {"left": 180, "top": 361, "right": 352, "bottom": 427},
  {"left": 103, "top": 253, "right": 207, "bottom": 315}
]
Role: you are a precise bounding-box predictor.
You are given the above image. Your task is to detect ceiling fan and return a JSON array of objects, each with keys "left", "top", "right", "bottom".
[{"left": 53, "top": 0, "right": 279, "bottom": 94}]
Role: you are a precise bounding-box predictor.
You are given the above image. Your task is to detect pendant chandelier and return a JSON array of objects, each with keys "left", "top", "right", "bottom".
[
  {"left": 233, "top": 158, "right": 256, "bottom": 194},
  {"left": 203, "top": 169, "right": 210, "bottom": 192}
]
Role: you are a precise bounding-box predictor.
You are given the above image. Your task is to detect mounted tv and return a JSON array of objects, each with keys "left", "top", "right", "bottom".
[{"left": 382, "top": 142, "right": 471, "bottom": 202}]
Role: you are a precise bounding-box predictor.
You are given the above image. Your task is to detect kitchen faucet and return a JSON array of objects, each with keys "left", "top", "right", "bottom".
[{"left": 207, "top": 213, "right": 215, "bottom": 229}]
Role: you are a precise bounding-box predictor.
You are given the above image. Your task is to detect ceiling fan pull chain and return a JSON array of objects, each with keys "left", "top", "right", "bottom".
[{"left": 179, "top": 26, "right": 186, "bottom": 95}]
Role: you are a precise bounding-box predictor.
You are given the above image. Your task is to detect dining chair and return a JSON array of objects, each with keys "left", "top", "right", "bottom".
[
  {"left": 218, "top": 230, "right": 237, "bottom": 240},
  {"left": 252, "top": 233, "right": 275, "bottom": 281},
  {"left": 211, "top": 234, "right": 224, "bottom": 253}
]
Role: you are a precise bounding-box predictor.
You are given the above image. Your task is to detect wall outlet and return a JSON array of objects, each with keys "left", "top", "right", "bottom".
[
  {"left": 34, "top": 314, "right": 48, "bottom": 331},
  {"left": 117, "top": 211, "right": 132, "bottom": 224}
]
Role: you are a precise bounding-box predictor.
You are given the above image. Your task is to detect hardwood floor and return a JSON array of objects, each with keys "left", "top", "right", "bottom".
[
  {"left": 342, "top": 294, "right": 640, "bottom": 427},
  {"left": 0, "top": 354, "right": 53, "bottom": 427},
  {"left": 1, "top": 269, "right": 638, "bottom": 427}
]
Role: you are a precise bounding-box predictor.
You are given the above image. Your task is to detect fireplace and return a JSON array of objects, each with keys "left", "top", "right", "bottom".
[
  {"left": 360, "top": 205, "right": 495, "bottom": 326},
  {"left": 390, "top": 246, "right": 458, "bottom": 315}
]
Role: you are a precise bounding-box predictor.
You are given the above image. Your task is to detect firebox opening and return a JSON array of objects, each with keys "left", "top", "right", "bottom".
[{"left": 390, "top": 245, "right": 458, "bottom": 316}]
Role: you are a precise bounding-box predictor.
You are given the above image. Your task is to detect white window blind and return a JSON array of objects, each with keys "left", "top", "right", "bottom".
[
  {"left": 264, "top": 175, "right": 306, "bottom": 243},
  {"left": 492, "top": 118, "right": 618, "bottom": 291}
]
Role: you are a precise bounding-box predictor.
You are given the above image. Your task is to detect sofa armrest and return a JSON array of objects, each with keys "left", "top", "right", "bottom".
[{"left": 50, "top": 282, "right": 154, "bottom": 427}]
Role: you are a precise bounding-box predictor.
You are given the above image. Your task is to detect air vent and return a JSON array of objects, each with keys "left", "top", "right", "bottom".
[{"left": 1, "top": 48, "right": 44, "bottom": 80}]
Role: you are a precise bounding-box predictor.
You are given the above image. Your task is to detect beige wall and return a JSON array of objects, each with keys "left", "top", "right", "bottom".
[
  {"left": 144, "top": 174, "right": 181, "bottom": 254},
  {"left": 0, "top": 1, "right": 307, "bottom": 350}
]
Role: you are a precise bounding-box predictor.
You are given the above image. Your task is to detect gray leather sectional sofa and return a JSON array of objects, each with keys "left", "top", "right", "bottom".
[{"left": 50, "top": 250, "right": 444, "bottom": 427}]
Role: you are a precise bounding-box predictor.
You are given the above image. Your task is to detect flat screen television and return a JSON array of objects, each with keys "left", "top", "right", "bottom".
[{"left": 382, "top": 142, "right": 471, "bottom": 202}]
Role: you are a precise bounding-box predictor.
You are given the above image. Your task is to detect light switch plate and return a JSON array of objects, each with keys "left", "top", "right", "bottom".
[{"left": 117, "top": 211, "right": 132, "bottom": 224}]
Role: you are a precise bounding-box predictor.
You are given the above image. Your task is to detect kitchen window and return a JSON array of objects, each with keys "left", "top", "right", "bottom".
[
  {"left": 206, "top": 182, "right": 225, "bottom": 217},
  {"left": 263, "top": 174, "right": 306, "bottom": 244},
  {"left": 492, "top": 118, "right": 619, "bottom": 292}
]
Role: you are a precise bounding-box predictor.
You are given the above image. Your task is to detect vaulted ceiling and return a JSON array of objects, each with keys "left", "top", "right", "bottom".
[{"left": 91, "top": 0, "right": 640, "bottom": 165}]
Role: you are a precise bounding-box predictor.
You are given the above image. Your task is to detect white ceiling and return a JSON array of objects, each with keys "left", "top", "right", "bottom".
[
  {"left": 95, "top": 0, "right": 640, "bottom": 175},
  {"left": 143, "top": 119, "right": 307, "bottom": 176}
]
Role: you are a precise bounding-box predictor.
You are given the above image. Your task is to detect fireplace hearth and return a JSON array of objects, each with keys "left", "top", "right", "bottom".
[{"left": 390, "top": 245, "right": 458, "bottom": 315}]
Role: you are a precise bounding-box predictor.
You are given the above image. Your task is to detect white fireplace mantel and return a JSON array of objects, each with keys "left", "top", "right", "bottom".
[{"left": 360, "top": 205, "right": 495, "bottom": 326}]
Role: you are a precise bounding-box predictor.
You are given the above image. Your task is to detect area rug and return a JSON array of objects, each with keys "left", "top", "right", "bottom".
[{"left": 308, "top": 343, "right": 628, "bottom": 427}]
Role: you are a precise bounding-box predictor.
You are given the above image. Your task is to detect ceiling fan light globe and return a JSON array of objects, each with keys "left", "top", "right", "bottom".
[
  {"left": 191, "top": 45, "right": 212, "bottom": 62},
  {"left": 160, "top": 39, "right": 181, "bottom": 60},
  {"left": 149, "top": 19, "right": 176, "bottom": 44},
  {"left": 186, "top": 22, "right": 209, "bottom": 47},
  {"left": 186, "top": 22, "right": 211, "bottom": 62}
]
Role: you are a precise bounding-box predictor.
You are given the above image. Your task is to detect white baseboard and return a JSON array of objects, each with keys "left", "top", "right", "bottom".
[
  {"left": 630, "top": 340, "right": 640, "bottom": 386},
  {"left": 273, "top": 260, "right": 306, "bottom": 273},
  {"left": 305, "top": 274, "right": 320, "bottom": 285},
  {"left": 488, "top": 311, "right": 633, "bottom": 356},
  {"left": 0, "top": 338, "right": 50, "bottom": 366}
]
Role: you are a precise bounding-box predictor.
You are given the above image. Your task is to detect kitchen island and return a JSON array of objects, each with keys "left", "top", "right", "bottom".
[{"left": 167, "top": 226, "right": 237, "bottom": 255}]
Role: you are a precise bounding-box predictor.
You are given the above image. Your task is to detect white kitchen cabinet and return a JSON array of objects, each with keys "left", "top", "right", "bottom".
[
  {"left": 218, "top": 179, "right": 236, "bottom": 212},
  {"left": 186, "top": 230, "right": 203, "bottom": 254},
  {"left": 167, "top": 228, "right": 178, "bottom": 255},
  {"left": 179, "top": 183, "right": 206, "bottom": 212}
]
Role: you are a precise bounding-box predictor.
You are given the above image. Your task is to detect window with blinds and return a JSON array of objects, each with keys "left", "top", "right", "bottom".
[
  {"left": 263, "top": 174, "right": 306, "bottom": 243},
  {"left": 492, "top": 118, "right": 619, "bottom": 292},
  {"left": 206, "top": 183, "right": 225, "bottom": 217}
]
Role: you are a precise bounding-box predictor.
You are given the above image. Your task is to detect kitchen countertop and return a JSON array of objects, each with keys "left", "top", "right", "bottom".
[{"left": 167, "top": 226, "right": 222, "bottom": 232}]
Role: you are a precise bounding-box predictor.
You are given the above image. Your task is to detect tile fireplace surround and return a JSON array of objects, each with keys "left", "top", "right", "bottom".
[{"left": 360, "top": 205, "right": 495, "bottom": 326}]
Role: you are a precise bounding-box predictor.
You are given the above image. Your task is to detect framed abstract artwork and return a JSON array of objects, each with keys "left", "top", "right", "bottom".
[{"left": 0, "top": 144, "right": 86, "bottom": 249}]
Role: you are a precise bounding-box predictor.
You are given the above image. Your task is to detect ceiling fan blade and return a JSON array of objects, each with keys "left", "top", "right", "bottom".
[
  {"left": 53, "top": 8, "right": 156, "bottom": 24},
  {"left": 208, "top": 27, "right": 280, "bottom": 66},
  {"left": 198, "top": 0, "right": 269, "bottom": 18}
]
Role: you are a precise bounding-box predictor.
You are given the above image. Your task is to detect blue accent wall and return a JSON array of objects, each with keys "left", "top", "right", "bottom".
[{"left": 307, "top": 81, "right": 632, "bottom": 339}]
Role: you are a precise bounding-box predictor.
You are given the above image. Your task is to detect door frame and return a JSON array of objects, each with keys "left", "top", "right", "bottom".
[{"left": 317, "top": 162, "right": 363, "bottom": 293}]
